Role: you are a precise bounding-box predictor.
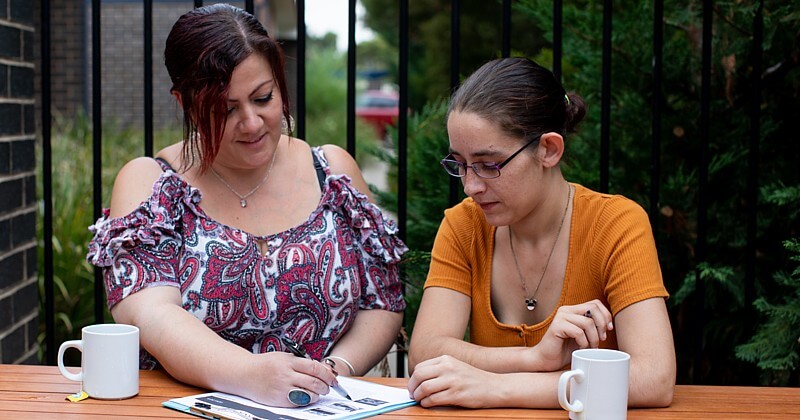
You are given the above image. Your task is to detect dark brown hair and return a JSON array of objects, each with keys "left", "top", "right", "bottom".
[
  {"left": 448, "top": 57, "right": 586, "bottom": 145},
  {"left": 164, "top": 4, "right": 291, "bottom": 173}
]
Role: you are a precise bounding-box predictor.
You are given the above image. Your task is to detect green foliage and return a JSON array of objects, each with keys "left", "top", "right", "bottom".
[
  {"left": 36, "top": 113, "right": 97, "bottom": 360},
  {"left": 735, "top": 238, "right": 800, "bottom": 385},
  {"left": 36, "top": 111, "right": 178, "bottom": 362},
  {"left": 304, "top": 42, "right": 382, "bottom": 164},
  {"left": 735, "top": 184, "right": 800, "bottom": 385},
  {"left": 361, "top": 0, "right": 548, "bottom": 110},
  {"left": 369, "top": 99, "right": 452, "bottom": 337},
  {"left": 374, "top": 98, "right": 452, "bottom": 250}
]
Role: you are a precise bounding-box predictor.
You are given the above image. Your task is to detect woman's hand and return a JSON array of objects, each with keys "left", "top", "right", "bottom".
[
  {"left": 407, "top": 355, "right": 500, "bottom": 408},
  {"left": 243, "top": 352, "right": 339, "bottom": 407},
  {"left": 533, "top": 299, "right": 614, "bottom": 371}
]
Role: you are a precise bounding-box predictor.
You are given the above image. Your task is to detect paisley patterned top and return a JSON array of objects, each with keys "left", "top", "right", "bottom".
[{"left": 87, "top": 147, "right": 407, "bottom": 369}]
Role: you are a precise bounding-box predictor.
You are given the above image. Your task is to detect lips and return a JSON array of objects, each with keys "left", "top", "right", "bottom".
[
  {"left": 476, "top": 201, "right": 498, "bottom": 212},
  {"left": 238, "top": 133, "right": 266, "bottom": 144}
]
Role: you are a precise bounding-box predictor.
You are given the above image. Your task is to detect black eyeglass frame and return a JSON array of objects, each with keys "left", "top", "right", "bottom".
[{"left": 440, "top": 134, "right": 542, "bottom": 179}]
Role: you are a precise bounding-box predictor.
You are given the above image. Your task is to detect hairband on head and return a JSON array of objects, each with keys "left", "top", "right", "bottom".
[{"left": 564, "top": 94, "right": 570, "bottom": 106}]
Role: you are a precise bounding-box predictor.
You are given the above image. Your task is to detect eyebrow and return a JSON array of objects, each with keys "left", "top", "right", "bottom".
[
  {"left": 226, "top": 80, "right": 273, "bottom": 103},
  {"left": 447, "top": 147, "right": 503, "bottom": 159}
]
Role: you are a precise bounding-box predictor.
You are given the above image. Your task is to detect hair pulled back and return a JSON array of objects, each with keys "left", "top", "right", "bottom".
[
  {"left": 164, "top": 4, "right": 291, "bottom": 173},
  {"left": 448, "top": 57, "right": 586, "bottom": 145}
]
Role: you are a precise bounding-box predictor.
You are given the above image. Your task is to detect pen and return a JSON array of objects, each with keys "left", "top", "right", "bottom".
[{"left": 281, "top": 337, "right": 352, "bottom": 400}]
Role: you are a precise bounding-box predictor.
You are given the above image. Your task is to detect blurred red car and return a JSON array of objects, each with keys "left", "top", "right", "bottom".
[{"left": 356, "top": 90, "right": 399, "bottom": 140}]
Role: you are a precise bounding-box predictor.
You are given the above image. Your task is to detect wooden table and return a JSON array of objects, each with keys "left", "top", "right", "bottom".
[{"left": 1, "top": 364, "right": 799, "bottom": 419}]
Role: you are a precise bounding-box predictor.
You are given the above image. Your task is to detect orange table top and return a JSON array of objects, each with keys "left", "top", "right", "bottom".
[{"left": 2, "top": 364, "right": 799, "bottom": 419}]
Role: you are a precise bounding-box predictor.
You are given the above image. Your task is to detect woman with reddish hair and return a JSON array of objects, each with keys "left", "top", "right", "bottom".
[{"left": 87, "top": 4, "right": 406, "bottom": 407}]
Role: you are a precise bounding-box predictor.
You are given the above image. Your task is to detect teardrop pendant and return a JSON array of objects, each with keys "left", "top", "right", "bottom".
[
  {"left": 525, "top": 298, "right": 537, "bottom": 311},
  {"left": 240, "top": 199, "right": 247, "bottom": 208}
]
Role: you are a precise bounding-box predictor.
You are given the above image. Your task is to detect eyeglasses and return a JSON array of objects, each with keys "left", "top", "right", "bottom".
[{"left": 440, "top": 135, "right": 541, "bottom": 179}]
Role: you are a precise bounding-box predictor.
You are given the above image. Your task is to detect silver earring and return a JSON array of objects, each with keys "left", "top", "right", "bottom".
[{"left": 281, "top": 115, "right": 294, "bottom": 135}]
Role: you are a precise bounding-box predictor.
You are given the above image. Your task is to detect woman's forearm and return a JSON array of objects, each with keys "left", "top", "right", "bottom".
[
  {"left": 327, "top": 309, "right": 402, "bottom": 375},
  {"left": 111, "top": 290, "right": 258, "bottom": 397},
  {"left": 408, "top": 335, "right": 541, "bottom": 375}
]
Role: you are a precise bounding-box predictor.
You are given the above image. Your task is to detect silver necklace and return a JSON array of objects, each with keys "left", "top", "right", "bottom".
[
  {"left": 509, "top": 184, "right": 572, "bottom": 311},
  {"left": 209, "top": 146, "right": 278, "bottom": 208}
]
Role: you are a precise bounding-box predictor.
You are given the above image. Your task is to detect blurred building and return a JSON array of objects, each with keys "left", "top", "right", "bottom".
[{"left": 36, "top": 0, "right": 299, "bottom": 131}]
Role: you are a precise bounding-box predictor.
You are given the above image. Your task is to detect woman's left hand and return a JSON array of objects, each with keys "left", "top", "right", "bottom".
[{"left": 407, "top": 355, "right": 499, "bottom": 408}]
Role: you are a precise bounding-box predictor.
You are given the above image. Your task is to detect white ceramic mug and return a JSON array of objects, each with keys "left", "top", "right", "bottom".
[
  {"left": 57, "top": 323, "right": 140, "bottom": 399},
  {"left": 558, "top": 348, "right": 630, "bottom": 420}
]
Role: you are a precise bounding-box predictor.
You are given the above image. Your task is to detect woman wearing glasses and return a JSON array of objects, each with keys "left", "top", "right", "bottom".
[{"left": 406, "top": 57, "right": 675, "bottom": 408}]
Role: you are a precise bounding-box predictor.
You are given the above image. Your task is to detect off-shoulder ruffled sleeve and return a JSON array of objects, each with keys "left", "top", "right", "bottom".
[
  {"left": 315, "top": 148, "right": 408, "bottom": 312},
  {"left": 86, "top": 171, "right": 201, "bottom": 309}
]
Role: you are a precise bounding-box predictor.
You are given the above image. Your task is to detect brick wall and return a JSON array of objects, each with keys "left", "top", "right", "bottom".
[{"left": 0, "top": 0, "right": 40, "bottom": 364}]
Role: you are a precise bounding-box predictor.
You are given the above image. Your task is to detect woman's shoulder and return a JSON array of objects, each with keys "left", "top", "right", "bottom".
[
  {"left": 573, "top": 183, "right": 646, "bottom": 212},
  {"left": 571, "top": 183, "right": 650, "bottom": 231},
  {"left": 108, "top": 157, "right": 169, "bottom": 219},
  {"left": 317, "top": 144, "right": 358, "bottom": 175},
  {"left": 314, "top": 144, "right": 374, "bottom": 202},
  {"left": 444, "top": 198, "right": 486, "bottom": 222},
  {"left": 108, "top": 141, "right": 195, "bottom": 220},
  {"left": 442, "top": 198, "right": 492, "bottom": 239}
]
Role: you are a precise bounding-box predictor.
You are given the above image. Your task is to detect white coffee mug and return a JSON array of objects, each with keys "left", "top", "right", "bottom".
[
  {"left": 558, "top": 348, "right": 630, "bottom": 420},
  {"left": 57, "top": 323, "right": 140, "bottom": 399}
]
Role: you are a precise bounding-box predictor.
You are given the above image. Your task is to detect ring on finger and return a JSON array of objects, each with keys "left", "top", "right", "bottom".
[
  {"left": 288, "top": 388, "right": 312, "bottom": 406},
  {"left": 584, "top": 310, "right": 593, "bottom": 318}
]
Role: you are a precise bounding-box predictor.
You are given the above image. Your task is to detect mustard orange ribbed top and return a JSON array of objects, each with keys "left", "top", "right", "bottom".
[{"left": 424, "top": 183, "right": 669, "bottom": 349}]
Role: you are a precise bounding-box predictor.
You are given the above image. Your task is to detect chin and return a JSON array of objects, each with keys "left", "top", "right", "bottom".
[{"left": 481, "top": 213, "right": 511, "bottom": 227}]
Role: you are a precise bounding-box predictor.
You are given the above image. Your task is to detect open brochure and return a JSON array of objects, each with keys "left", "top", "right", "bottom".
[{"left": 163, "top": 376, "right": 417, "bottom": 420}]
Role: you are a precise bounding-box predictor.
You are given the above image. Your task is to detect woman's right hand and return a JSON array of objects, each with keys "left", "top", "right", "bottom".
[
  {"left": 244, "top": 351, "right": 339, "bottom": 407},
  {"left": 531, "top": 299, "right": 614, "bottom": 371}
]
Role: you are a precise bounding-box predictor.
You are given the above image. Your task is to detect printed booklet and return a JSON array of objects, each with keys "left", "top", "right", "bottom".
[{"left": 163, "top": 376, "right": 417, "bottom": 420}]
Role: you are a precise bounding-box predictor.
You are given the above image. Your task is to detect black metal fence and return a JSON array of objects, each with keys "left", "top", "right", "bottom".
[{"left": 38, "top": 0, "right": 766, "bottom": 382}]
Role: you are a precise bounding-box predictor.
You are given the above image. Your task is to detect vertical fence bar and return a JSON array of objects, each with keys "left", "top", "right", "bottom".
[
  {"left": 694, "top": 0, "right": 713, "bottom": 384},
  {"left": 552, "top": 0, "right": 562, "bottom": 82},
  {"left": 245, "top": 0, "right": 254, "bottom": 14},
  {"left": 501, "top": 0, "right": 511, "bottom": 58},
  {"left": 599, "top": 0, "right": 612, "bottom": 193},
  {"left": 448, "top": 0, "right": 461, "bottom": 207},
  {"left": 92, "top": 0, "right": 105, "bottom": 324},
  {"left": 397, "top": 0, "right": 410, "bottom": 378},
  {"left": 194, "top": 0, "right": 202, "bottom": 9},
  {"left": 296, "top": 0, "right": 306, "bottom": 140},
  {"left": 649, "top": 0, "right": 663, "bottom": 231},
  {"left": 346, "top": 0, "right": 357, "bottom": 157},
  {"left": 41, "top": 0, "right": 56, "bottom": 365},
  {"left": 745, "top": 0, "right": 763, "bottom": 316},
  {"left": 144, "top": 0, "right": 154, "bottom": 157}
]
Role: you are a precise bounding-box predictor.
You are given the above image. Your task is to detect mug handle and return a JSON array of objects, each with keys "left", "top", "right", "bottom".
[
  {"left": 57, "top": 340, "right": 84, "bottom": 382},
  {"left": 558, "top": 369, "right": 585, "bottom": 413}
]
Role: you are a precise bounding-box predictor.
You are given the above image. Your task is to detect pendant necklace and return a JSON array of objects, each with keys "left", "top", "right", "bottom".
[
  {"left": 209, "top": 145, "right": 278, "bottom": 208},
  {"left": 509, "top": 184, "right": 572, "bottom": 311}
]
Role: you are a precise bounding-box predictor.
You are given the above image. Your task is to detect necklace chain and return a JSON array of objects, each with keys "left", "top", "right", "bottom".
[
  {"left": 209, "top": 145, "right": 278, "bottom": 208},
  {"left": 509, "top": 184, "right": 572, "bottom": 311}
]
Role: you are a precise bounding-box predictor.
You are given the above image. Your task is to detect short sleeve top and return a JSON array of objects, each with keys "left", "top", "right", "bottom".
[
  {"left": 87, "top": 147, "right": 407, "bottom": 368},
  {"left": 424, "top": 183, "right": 668, "bottom": 349}
]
